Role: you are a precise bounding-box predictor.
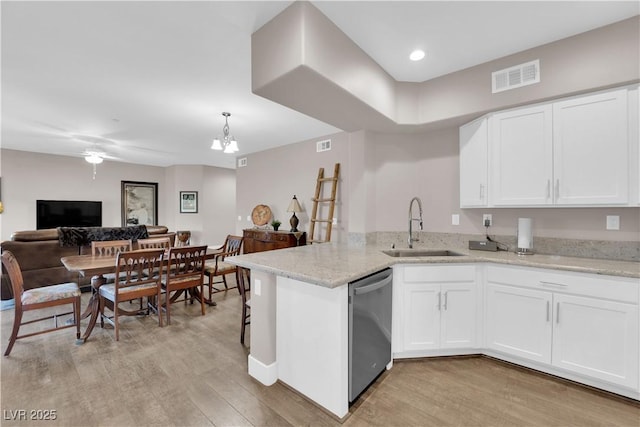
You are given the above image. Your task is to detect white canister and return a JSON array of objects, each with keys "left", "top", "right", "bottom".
[{"left": 517, "top": 218, "right": 533, "bottom": 254}]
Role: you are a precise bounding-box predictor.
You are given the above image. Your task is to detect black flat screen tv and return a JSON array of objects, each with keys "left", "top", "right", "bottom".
[{"left": 36, "top": 200, "right": 102, "bottom": 229}]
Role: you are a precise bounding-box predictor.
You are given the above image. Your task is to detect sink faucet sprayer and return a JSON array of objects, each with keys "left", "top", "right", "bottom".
[{"left": 408, "top": 197, "right": 423, "bottom": 248}]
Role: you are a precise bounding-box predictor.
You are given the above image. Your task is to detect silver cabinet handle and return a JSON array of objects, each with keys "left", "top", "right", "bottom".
[
  {"left": 540, "top": 281, "right": 568, "bottom": 288},
  {"left": 443, "top": 291, "right": 448, "bottom": 311},
  {"left": 555, "top": 179, "right": 560, "bottom": 201},
  {"left": 556, "top": 302, "right": 560, "bottom": 324},
  {"left": 546, "top": 180, "right": 551, "bottom": 200},
  {"left": 479, "top": 184, "right": 485, "bottom": 201},
  {"left": 546, "top": 301, "right": 550, "bottom": 322}
]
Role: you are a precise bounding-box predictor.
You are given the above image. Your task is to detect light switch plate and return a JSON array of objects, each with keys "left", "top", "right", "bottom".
[
  {"left": 452, "top": 214, "right": 460, "bottom": 225},
  {"left": 255, "top": 279, "right": 261, "bottom": 296},
  {"left": 606, "top": 215, "right": 620, "bottom": 230}
]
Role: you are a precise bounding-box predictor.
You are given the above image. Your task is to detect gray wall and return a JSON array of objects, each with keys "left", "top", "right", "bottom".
[
  {"left": 0, "top": 149, "right": 235, "bottom": 245},
  {"left": 236, "top": 127, "right": 639, "bottom": 243}
]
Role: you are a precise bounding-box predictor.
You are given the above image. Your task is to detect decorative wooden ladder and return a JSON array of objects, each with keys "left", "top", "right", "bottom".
[{"left": 309, "top": 163, "right": 340, "bottom": 244}]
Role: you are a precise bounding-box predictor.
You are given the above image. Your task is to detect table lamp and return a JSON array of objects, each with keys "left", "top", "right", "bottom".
[{"left": 287, "top": 195, "right": 303, "bottom": 232}]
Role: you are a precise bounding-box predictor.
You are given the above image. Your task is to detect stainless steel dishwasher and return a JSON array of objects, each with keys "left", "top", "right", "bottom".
[{"left": 348, "top": 268, "right": 393, "bottom": 402}]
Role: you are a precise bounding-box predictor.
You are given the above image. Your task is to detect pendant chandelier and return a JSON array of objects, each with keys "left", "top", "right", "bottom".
[{"left": 211, "top": 112, "right": 239, "bottom": 154}]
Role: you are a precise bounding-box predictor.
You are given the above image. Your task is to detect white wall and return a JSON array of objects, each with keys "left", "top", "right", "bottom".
[{"left": 0, "top": 149, "right": 236, "bottom": 245}]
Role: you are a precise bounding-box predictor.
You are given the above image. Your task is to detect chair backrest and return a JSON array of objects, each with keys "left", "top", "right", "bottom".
[
  {"left": 1, "top": 251, "right": 24, "bottom": 309},
  {"left": 113, "top": 249, "right": 165, "bottom": 294},
  {"left": 137, "top": 237, "right": 171, "bottom": 250},
  {"left": 92, "top": 239, "right": 132, "bottom": 256},
  {"left": 237, "top": 267, "right": 250, "bottom": 305},
  {"left": 223, "top": 235, "right": 244, "bottom": 257},
  {"left": 165, "top": 245, "right": 207, "bottom": 287}
]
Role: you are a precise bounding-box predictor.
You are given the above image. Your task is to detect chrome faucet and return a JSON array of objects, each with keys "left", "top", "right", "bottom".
[{"left": 408, "top": 197, "right": 423, "bottom": 248}]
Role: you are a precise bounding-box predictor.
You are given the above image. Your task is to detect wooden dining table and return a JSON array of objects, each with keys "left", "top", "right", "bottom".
[{"left": 61, "top": 249, "right": 219, "bottom": 341}]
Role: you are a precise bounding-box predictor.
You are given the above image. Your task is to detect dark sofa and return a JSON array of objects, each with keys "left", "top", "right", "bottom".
[{"left": 1, "top": 225, "right": 176, "bottom": 300}]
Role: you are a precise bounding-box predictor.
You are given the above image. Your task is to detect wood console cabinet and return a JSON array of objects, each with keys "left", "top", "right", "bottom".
[{"left": 243, "top": 229, "right": 306, "bottom": 254}]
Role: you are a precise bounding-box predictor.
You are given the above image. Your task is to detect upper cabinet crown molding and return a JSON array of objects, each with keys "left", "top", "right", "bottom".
[{"left": 459, "top": 84, "right": 640, "bottom": 208}]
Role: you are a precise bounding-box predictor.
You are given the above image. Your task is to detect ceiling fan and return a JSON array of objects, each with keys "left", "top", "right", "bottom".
[{"left": 69, "top": 134, "right": 123, "bottom": 179}]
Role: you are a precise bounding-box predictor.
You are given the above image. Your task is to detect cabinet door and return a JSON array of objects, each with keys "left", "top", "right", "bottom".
[
  {"left": 403, "top": 283, "right": 440, "bottom": 351},
  {"left": 440, "top": 283, "right": 476, "bottom": 349},
  {"left": 490, "top": 104, "right": 553, "bottom": 206},
  {"left": 486, "top": 283, "right": 552, "bottom": 363},
  {"left": 553, "top": 89, "right": 629, "bottom": 205},
  {"left": 552, "top": 293, "right": 639, "bottom": 389},
  {"left": 460, "top": 118, "right": 488, "bottom": 207}
]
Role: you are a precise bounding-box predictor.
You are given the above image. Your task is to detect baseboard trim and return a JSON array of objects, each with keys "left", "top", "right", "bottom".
[{"left": 248, "top": 354, "right": 277, "bottom": 386}]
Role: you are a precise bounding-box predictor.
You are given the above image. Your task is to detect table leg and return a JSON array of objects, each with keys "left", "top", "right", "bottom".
[
  {"left": 192, "top": 286, "right": 217, "bottom": 306},
  {"left": 81, "top": 275, "right": 106, "bottom": 341}
]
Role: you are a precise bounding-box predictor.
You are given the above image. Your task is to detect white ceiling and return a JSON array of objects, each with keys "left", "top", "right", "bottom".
[{"left": 2, "top": 1, "right": 638, "bottom": 169}]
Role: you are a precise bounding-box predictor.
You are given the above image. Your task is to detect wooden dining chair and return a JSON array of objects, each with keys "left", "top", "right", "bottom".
[
  {"left": 98, "top": 248, "right": 165, "bottom": 341},
  {"left": 161, "top": 245, "right": 207, "bottom": 325},
  {"left": 91, "top": 239, "right": 136, "bottom": 307},
  {"left": 137, "top": 237, "right": 171, "bottom": 250},
  {"left": 237, "top": 267, "right": 251, "bottom": 344},
  {"left": 204, "top": 235, "right": 243, "bottom": 296},
  {"left": 2, "top": 251, "right": 81, "bottom": 356}
]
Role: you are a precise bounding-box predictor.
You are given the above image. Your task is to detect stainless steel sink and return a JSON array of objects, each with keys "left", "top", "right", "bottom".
[{"left": 382, "top": 249, "right": 466, "bottom": 258}]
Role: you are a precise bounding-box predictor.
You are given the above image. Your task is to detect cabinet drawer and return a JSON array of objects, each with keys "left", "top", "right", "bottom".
[
  {"left": 403, "top": 265, "right": 475, "bottom": 283},
  {"left": 487, "top": 264, "right": 639, "bottom": 303}
]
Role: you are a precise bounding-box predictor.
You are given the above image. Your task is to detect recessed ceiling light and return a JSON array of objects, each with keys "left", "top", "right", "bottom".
[{"left": 409, "top": 49, "right": 425, "bottom": 61}]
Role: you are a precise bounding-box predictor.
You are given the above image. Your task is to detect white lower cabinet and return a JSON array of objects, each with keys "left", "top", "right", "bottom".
[
  {"left": 393, "top": 262, "right": 639, "bottom": 399},
  {"left": 485, "top": 264, "right": 639, "bottom": 393},
  {"left": 486, "top": 284, "right": 552, "bottom": 363},
  {"left": 552, "top": 293, "right": 639, "bottom": 388},
  {"left": 394, "top": 265, "right": 478, "bottom": 357}
]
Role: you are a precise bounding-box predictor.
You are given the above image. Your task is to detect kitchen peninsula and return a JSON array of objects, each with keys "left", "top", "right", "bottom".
[{"left": 227, "top": 242, "right": 640, "bottom": 418}]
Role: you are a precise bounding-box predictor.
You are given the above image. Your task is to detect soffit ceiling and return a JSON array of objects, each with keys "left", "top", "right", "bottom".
[{"left": 1, "top": 1, "right": 638, "bottom": 169}]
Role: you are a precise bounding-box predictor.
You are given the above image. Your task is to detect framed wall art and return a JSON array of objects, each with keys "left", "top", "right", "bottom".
[
  {"left": 121, "top": 181, "right": 158, "bottom": 226},
  {"left": 180, "top": 191, "right": 198, "bottom": 213}
]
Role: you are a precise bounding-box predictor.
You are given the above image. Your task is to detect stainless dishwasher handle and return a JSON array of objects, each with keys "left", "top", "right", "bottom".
[{"left": 353, "top": 275, "right": 392, "bottom": 295}]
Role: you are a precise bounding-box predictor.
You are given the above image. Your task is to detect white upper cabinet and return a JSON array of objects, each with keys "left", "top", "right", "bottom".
[
  {"left": 459, "top": 117, "right": 488, "bottom": 207},
  {"left": 460, "top": 85, "right": 638, "bottom": 208},
  {"left": 553, "top": 89, "right": 628, "bottom": 205},
  {"left": 490, "top": 104, "right": 553, "bottom": 206}
]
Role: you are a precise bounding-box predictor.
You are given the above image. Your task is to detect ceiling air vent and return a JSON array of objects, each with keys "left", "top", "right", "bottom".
[
  {"left": 492, "top": 60, "right": 540, "bottom": 93},
  {"left": 237, "top": 157, "right": 247, "bottom": 168},
  {"left": 316, "top": 139, "right": 331, "bottom": 152}
]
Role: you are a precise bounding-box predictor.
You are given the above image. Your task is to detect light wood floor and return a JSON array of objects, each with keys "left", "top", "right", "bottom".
[{"left": 1, "top": 280, "right": 638, "bottom": 427}]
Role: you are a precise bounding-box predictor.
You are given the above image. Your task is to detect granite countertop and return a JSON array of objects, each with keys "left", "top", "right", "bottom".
[{"left": 227, "top": 243, "right": 640, "bottom": 288}]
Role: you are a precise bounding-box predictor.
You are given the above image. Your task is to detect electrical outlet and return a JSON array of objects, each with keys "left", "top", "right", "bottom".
[
  {"left": 483, "top": 214, "right": 492, "bottom": 227},
  {"left": 237, "top": 215, "right": 242, "bottom": 221},
  {"left": 606, "top": 215, "right": 620, "bottom": 230},
  {"left": 451, "top": 214, "right": 460, "bottom": 225},
  {"left": 255, "top": 279, "right": 261, "bottom": 296},
  {"left": 332, "top": 218, "right": 337, "bottom": 225}
]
